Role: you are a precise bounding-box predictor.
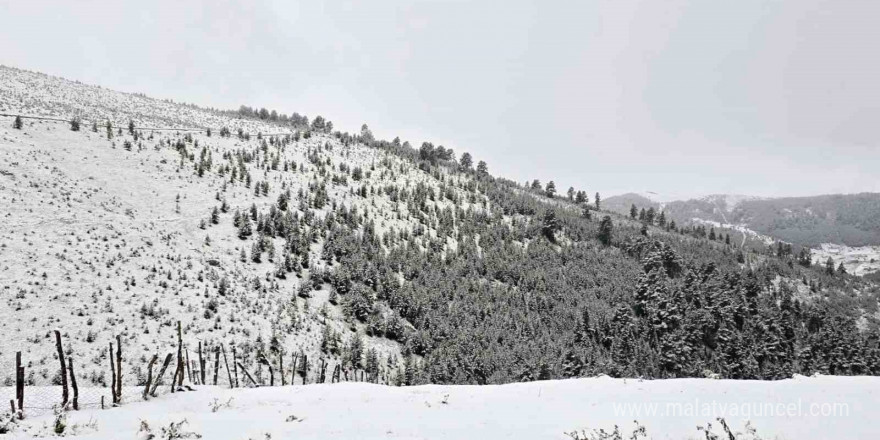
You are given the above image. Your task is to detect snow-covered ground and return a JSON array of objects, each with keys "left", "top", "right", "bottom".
[
  {"left": 0, "top": 65, "right": 486, "bottom": 387},
  {"left": 3, "top": 376, "right": 879, "bottom": 439},
  {"left": 690, "top": 218, "right": 776, "bottom": 247},
  {"left": 812, "top": 243, "right": 880, "bottom": 277}
]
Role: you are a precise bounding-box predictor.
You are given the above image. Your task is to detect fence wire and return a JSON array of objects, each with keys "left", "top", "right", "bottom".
[
  {"left": 0, "top": 384, "right": 169, "bottom": 419},
  {"left": 0, "top": 112, "right": 303, "bottom": 136}
]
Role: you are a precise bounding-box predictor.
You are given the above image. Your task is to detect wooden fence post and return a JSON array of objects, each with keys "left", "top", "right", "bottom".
[
  {"left": 142, "top": 354, "right": 158, "bottom": 400},
  {"left": 68, "top": 357, "right": 79, "bottom": 410},
  {"left": 174, "top": 321, "right": 184, "bottom": 389},
  {"left": 221, "top": 345, "right": 233, "bottom": 388},
  {"left": 54, "top": 330, "right": 69, "bottom": 409},
  {"left": 262, "top": 357, "right": 274, "bottom": 386},
  {"left": 279, "top": 351, "right": 285, "bottom": 386},
  {"left": 115, "top": 335, "right": 122, "bottom": 404},
  {"left": 298, "top": 354, "right": 308, "bottom": 384},
  {"left": 231, "top": 346, "right": 239, "bottom": 388},
  {"left": 185, "top": 348, "right": 193, "bottom": 384},
  {"left": 291, "top": 353, "right": 299, "bottom": 385},
  {"left": 151, "top": 353, "right": 173, "bottom": 397},
  {"left": 198, "top": 342, "right": 206, "bottom": 385},
  {"left": 213, "top": 347, "right": 220, "bottom": 386},
  {"left": 15, "top": 351, "right": 24, "bottom": 419},
  {"left": 109, "top": 342, "right": 117, "bottom": 404},
  {"left": 236, "top": 362, "right": 258, "bottom": 387}
]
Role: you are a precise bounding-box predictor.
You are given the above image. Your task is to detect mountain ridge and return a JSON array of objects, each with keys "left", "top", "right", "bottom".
[{"left": 606, "top": 191, "right": 880, "bottom": 248}]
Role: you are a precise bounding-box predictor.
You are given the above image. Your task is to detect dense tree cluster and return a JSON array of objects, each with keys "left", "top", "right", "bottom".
[
  {"left": 232, "top": 105, "right": 332, "bottom": 133},
  {"left": 170, "top": 121, "right": 880, "bottom": 385}
]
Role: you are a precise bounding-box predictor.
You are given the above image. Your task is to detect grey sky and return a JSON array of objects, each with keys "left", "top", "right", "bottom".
[{"left": 2, "top": 0, "right": 878, "bottom": 199}]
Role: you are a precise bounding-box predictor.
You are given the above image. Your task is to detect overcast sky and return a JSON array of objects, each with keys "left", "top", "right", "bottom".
[{"left": 2, "top": 0, "right": 878, "bottom": 200}]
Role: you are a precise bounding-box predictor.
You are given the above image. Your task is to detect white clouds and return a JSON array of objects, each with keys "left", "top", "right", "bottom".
[{"left": 1, "top": 0, "right": 877, "bottom": 198}]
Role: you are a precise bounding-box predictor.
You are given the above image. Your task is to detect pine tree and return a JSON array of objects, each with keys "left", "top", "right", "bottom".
[
  {"left": 13, "top": 115, "right": 22, "bottom": 130},
  {"left": 106, "top": 120, "right": 113, "bottom": 139},
  {"left": 349, "top": 333, "right": 364, "bottom": 369},
  {"left": 218, "top": 277, "right": 229, "bottom": 296},
  {"left": 567, "top": 187, "right": 575, "bottom": 201},
  {"left": 630, "top": 204, "right": 638, "bottom": 219},
  {"left": 542, "top": 210, "right": 560, "bottom": 243},
  {"left": 797, "top": 248, "right": 812, "bottom": 267},
  {"left": 69, "top": 117, "right": 81, "bottom": 131},
  {"left": 825, "top": 257, "right": 835, "bottom": 275},
  {"left": 320, "top": 326, "right": 334, "bottom": 353},
  {"left": 837, "top": 262, "right": 847, "bottom": 275},
  {"left": 238, "top": 216, "right": 253, "bottom": 239},
  {"left": 459, "top": 152, "right": 473, "bottom": 171},
  {"left": 597, "top": 215, "right": 613, "bottom": 246},
  {"left": 128, "top": 120, "right": 135, "bottom": 135},
  {"left": 545, "top": 181, "right": 556, "bottom": 198},
  {"left": 476, "top": 161, "right": 488, "bottom": 176},
  {"left": 403, "top": 354, "right": 415, "bottom": 386},
  {"left": 266, "top": 242, "right": 276, "bottom": 262},
  {"left": 594, "top": 192, "right": 601, "bottom": 210},
  {"left": 251, "top": 242, "right": 262, "bottom": 263}
]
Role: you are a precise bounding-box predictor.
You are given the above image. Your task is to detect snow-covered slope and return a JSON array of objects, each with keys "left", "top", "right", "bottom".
[
  {"left": 812, "top": 244, "right": 880, "bottom": 277},
  {"left": 0, "top": 65, "right": 484, "bottom": 388},
  {"left": 3, "top": 375, "right": 878, "bottom": 439},
  {"left": 0, "top": 65, "right": 273, "bottom": 132}
]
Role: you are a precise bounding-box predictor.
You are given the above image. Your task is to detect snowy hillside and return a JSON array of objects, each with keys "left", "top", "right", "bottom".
[
  {"left": 3, "top": 64, "right": 880, "bottom": 439},
  {"left": 1, "top": 65, "right": 485, "bottom": 388},
  {"left": 3, "top": 375, "right": 879, "bottom": 439},
  {"left": 812, "top": 244, "right": 880, "bottom": 277},
  {"left": 0, "top": 66, "right": 275, "bottom": 132}
]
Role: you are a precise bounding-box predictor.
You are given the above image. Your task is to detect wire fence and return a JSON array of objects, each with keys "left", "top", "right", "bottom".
[
  {"left": 0, "top": 385, "right": 159, "bottom": 419},
  {"left": 2, "top": 358, "right": 390, "bottom": 420},
  {"left": 2, "top": 331, "right": 391, "bottom": 422},
  {"left": 0, "top": 112, "right": 305, "bottom": 137}
]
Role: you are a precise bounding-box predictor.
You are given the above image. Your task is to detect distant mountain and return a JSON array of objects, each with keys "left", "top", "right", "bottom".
[
  {"left": 602, "top": 193, "right": 659, "bottom": 215},
  {"left": 606, "top": 192, "right": 880, "bottom": 247}
]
